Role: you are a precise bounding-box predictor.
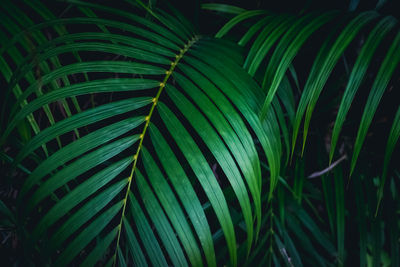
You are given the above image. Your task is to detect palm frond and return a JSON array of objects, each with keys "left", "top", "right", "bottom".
[
  {"left": 1, "top": 1, "right": 399, "bottom": 266},
  {"left": 215, "top": 5, "right": 400, "bottom": 186},
  {"left": 212, "top": 3, "right": 400, "bottom": 265},
  {"left": 0, "top": 1, "right": 284, "bottom": 265}
]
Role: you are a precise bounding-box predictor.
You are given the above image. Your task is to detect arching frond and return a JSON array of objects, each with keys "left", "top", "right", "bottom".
[{"left": 0, "top": 1, "right": 282, "bottom": 266}]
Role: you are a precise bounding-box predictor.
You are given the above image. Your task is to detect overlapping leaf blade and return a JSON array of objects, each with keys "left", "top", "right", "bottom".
[{"left": 0, "top": 1, "right": 279, "bottom": 266}]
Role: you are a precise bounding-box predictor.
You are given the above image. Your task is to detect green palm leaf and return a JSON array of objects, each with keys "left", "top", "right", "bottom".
[
  {"left": 0, "top": 1, "right": 279, "bottom": 266},
  {"left": 2, "top": 1, "right": 399, "bottom": 266},
  {"left": 210, "top": 3, "right": 400, "bottom": 265}
]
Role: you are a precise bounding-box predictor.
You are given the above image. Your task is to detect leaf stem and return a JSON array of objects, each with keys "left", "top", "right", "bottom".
[{"left": 112, "top": 35, "right": 199, "bottom": 266}]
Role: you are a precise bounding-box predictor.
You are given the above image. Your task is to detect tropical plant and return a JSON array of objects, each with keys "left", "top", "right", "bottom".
[{"left": 0, "top": 0, "right": 399, "bottom": 266}]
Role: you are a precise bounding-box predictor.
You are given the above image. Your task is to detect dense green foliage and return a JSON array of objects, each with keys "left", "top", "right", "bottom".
[{"left": 1, "top": 0, "right": 399, "bottom": 266}]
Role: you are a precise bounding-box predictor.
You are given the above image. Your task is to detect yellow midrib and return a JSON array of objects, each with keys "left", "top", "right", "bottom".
[{"left": 112, "top": 35, "right": 199, "bottom": 265}]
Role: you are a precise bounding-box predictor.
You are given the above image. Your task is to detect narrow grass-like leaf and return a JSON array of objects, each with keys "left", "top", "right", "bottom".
[
  {"left": 0, "top": 17, "right": 181, "bottom": 54},
  {"left": 141, "top": 148, "right": 202, "bottom": 267},
  {"left": 376, "top": 106, "right": 400, "bottom": 213},
  {"left": 238, "top": 16, "right": 271, "bottom": 46},
  {"left": 291, "top": 12, "right": 378, "bottom": 156},
  {"left": 273, "top": 97, "right": 291, "bottom": 167},
  {"left": 48, "top": 179, "right": 128, "bottom": 251},
  {"left": 334, "top": 168, "right": 345, "bottom": 266},
  {"left": 274, "top": 217, "right": 303, "bottom": 267},
  {"left": 166, "top": 84, "right": 254, "bottom": 254},
  {"left": 14, "top": 98, "right": 150, "bottom": 169},
  {"left": 372, "top": 215, "right": 381, "bottom": 267},
  {"left": 25, "top": 136, "right": 136, "bottom": 213},
  {"left": 81, "top": 227, "right": 119, "bottom": 267},
  {"left": 32, "top": 157, "right": 132, "bottom": 241},
  {"left": 0, "top": 200, "right": 15, "bottom": 222},
  {"left": 12, "top": 61, "right": 162, "bottom": 115},
  {"left": 2, "top": 80, "right": 156, "bottom": 144},
  {"left": 158, "top": 102, "right": 237, "bottom": 266},
  {"left": 123, "top": 217, "right": 148, "bottom": 267},
  {"left": 172, "top": 72, "right": 261, "bottom": 221},
  {"left": 129, "top": 193, "right": 169, "bottom": 267},
  {"left": 55, "top": 202, "right": 123, "bottom": 266},
  {"left": 117, "top": 247, "right": 127, "bottom": 267},
  {"left": 1, "top": 1, "right": 82, "bottom": 139},
  {"left": 286, "top": 213, "right": 327, "bottom": 266},
  {"left": 202, "top": 4, "right": 246, "bottom": 15},
  {"left": 294, "top": 209, "right": 336, "bottom": 253},
  {"left": 180, "top": 53, "right": 281, "bottom": 199},
  {"left": 329, "top": 16, "right": 396, "bottom": 163},
  {"left": 354, "top": 175, "right": 367, "bottom": 267},
  {"left": 215, "top": 10, "right": 269, "bottom": 38},
  {"left": 50, "top": 0, "right": 184, "bottom": 46},
  {"left": 149, "top": 124, "right": 216, "bottom": 267},
  {"left": 247, "top": 16, "right": 294, "bottom": 76},
  {"left": 8, "top": 42, "right": 170, "bottom": 87},
  {"left": 164, "top": 1, "right": 196, "bottom": 35},
  {"left": 243, "top": 15, "right": 288, "bottom": 72},
  {"left": 350, "top": 31, "right": 400, "bottom": 175},
  {"left": 19, "top": 117, "right": 143, "bottom": 196},
  {"left": 259, "top": 12, "right": 336, "bottom": 119},
  {"left": 136, "top": 170, "right": 188, "bottom": 267},
  {"left": 155, "top": 9, "right": 193, "bottom": 41},
  {"left": 389, "top": 192, "right": 399, "bottom": 267}
]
